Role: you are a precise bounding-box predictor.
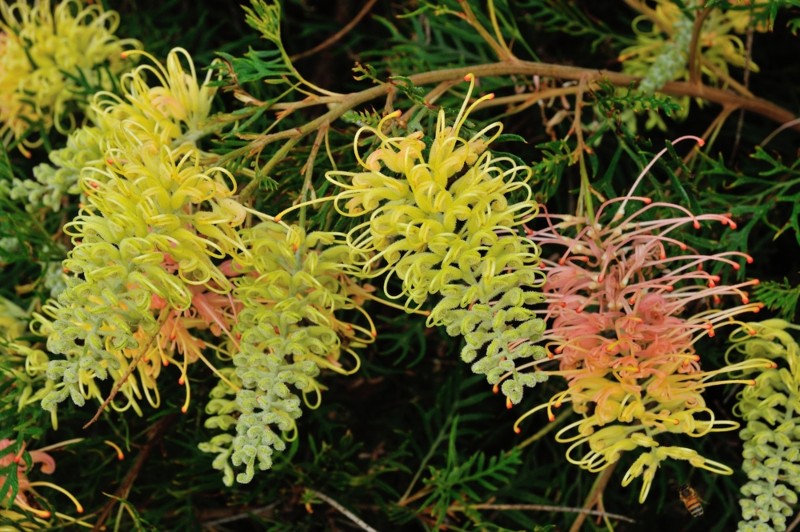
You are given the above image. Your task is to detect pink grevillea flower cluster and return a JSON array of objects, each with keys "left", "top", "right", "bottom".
[
  {"left": 0, "top": 439, "right": 83, "bottom": 525},
  {"left": 513, "top": 137, "right": 775, "bottom": 502}
]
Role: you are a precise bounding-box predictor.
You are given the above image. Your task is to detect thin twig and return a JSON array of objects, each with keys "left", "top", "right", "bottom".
[
  {"left": 448, "top": 502, "right": 636, "bottom": 524},
  {"left": 238, "top": 59, "right": 800, "bottom": 158},
  {"left": 83, "top": 325, "right": 162, "bottom": 429},
  {"left": 308, "top": 489, "right": 378, "bottom": 532},
  {"left": 569, "top": 462, "right": 618, "bottom": 532},
  {"left": 290, "top": 0, "right": 379, "bottom": 62},
  {"left": 687, "top": 7, "right": 712, "bottom": 86},
  {"left": 200, "top": 503, "right": 279, "bottom": 528},
  {"left": 732, "top": 23, "right": 755, "bottom": 160},
  {"left": 787, "top": 509, "right": 800, "bottom": 532},
  {"left": 92, "top": 414, "right": 177, "bottom": 531}
]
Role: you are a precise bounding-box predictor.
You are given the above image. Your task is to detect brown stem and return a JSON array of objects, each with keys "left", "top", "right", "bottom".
[
  {"left": 448, "top": 502, "right": 635, "bottom": 524},
  {"left": 569, "top": 462, "right": 618, "bottom": 532},
  {"left": 289, "top": 0, "right": 379, "bottom": 62},
  {"left": 92, "top": 414, "right": 177, "bottom": 531},
  {"left": 688, "top": 7, "right": 712, "bottom": 86},
  {"left": 232, "top": 59, "right": 798, "bottom": 198},
  {"left": 83, "top": 324, "right": 162, "bottom": 429}
]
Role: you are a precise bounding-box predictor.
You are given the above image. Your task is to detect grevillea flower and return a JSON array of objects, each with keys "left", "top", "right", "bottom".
[
  {"left": 512, "top": 137, "right": 774, "bottom": 502},
  {"left": 200, "top": 222, "right": 375, "bottom": 485},
  {"left": 0, "top": 0, "right": 140, "bottom": 153},
  {"left": 620, "top": 1, "right": 762, "bottom": 94},
  {"left": 727, "top": 319, "right": 800, "bottom": 531},
  {"left": 0, "top": 439, "right": 83, "bottom": 524},
  {"left": 313, "top": 75, "right": 547, "bottom": 404},
  {"left": 29, "top": 48, "right": 246, "bottom": 421}
]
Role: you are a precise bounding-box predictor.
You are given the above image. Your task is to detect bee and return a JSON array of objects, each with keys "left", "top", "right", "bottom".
[{"left": 678, "top": 484, "right": 704, "bottom": 518}]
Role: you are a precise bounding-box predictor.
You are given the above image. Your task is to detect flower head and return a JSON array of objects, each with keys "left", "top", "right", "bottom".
[
  {"left": 0, "top": 0, "right": 140, "bottom": 153},
  {"left": 513, "top": 137, "right": 774, "bottom": 501},
  {"left": 0, "top": 439, "right": 83, "bottom": 523},
  {"left": 320, "top": 75, "right": 547, "bottom": 405}
]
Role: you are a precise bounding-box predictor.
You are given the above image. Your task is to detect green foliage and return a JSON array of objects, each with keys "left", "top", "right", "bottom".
[
  {"left": 420, "top": 417, "right": 522, "bottom": 526},
  {"left": 2, "top": 0, "right": 800, "bottom": 529},
  {"left": 754, "top": 280, "right": 800, "bottom": 321}
]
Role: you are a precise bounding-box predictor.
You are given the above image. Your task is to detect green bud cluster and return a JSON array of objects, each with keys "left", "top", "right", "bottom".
[
  {"left": 200, "top": 222, "right": 372, "bottom": 485},
  {"left": 326, "top": 76, "right": 547, "bottom": 405},
  {"left": 9, "top": 126, "right": 104, "bottom": 213},
  {"left": 728, "top": 319, "right": 800, "bottom": 532}
]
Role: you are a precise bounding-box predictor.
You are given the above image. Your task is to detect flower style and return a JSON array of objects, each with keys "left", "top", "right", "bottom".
[
  {"left": 200, "top": 222, "right": 375, "bottom": 485},
  {"left": 0, "top": 0, "right": 140, "bottom": 154},
  {"left": 318, "top": 74, "right": 547, "bottom": 404},
  {"left": 727, "top": 319, "right": 800, "bottom": 532},
  {"left": 513, "top": 137, "right": 774, "bottom": 502},
  {"left": 0, "top": 439, "right": 83, "bottom": 524}
]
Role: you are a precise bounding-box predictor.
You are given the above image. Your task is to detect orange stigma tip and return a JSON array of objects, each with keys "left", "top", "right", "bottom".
[
  {"left": 181, "top": 406, "right": 188, "bottom": 413},
  {"left": 729, "top": 221, "right": 738, "bottom": 229},
  {"left": 274, "top": 216, "right": 282, "bottom": 222},
  {"left": 492, "top": 384, "right": 499, "bottom": 394},
  {"left": 547, "top": 413, "right": 555, "bottom": 422},
  {"left": 506, "top": 398, "right": 513, "bottom": 409},
  {"left": 464, "top": 73, "right": 474, "bottom": 81},
  {"left": 746, "top": 255, "right": 754, "bottom": 264},
  {"left": 748, "top": 329, "right": 757, "bottom": 335},
  {"left": 732, "top": 263, "right": 741, "bottom": 270},
  {"left": 178, "top": 377, "right": 185, "bottom": 385},
  {"left": 753, "top": 278, "right": 760, "bottom": 285},
  {"left": 697, "top": 139, "right": 705, "bottom": 146},
  {"left": 487, "top": 93, "right": 495, "bottom": 100},
  {"left": 642, "top": 197, "right": 652, "bottom": 204},
  {"left": 693, "top": 221, "right": 701, "bottom": 229},
  {"left": 514, "top": 426, "right": 521, "bottom": 434},
  {"left": 77, "top": 505, "right": 84, "bottom": 514}
]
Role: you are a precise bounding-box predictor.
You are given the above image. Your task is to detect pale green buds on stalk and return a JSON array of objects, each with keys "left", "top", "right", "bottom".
[
  {"left": 728, "top": 319, "right": 800, "bottom": 531},
  {"left": 325, "top": 74, "right": 547, "bottom": 405},
  {"left": 200, "top": 222, "right": 374, "bottom": 485}
]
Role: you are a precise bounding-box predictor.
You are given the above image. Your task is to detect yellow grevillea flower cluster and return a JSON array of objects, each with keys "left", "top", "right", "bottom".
[
  {"left": 30, "top": 48, "right": 242, "bottom": 421},
  {"left": 516, "top": 139, "right": 774, "bottom": 502},
  {"left": 0, "top": 0, "right": 140, "bottom": 153},
  {"left": 321, "top": 75, "right": 547, "bottom": 405},
  {"left": 200, "top": 222, "right": 374, "bottom": 486},
  {"left": 728, "top": 319, "right": 800, "bottom": 532},
  {"left": 620, "top": 0, "right": 765, "bottom": 94}
]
